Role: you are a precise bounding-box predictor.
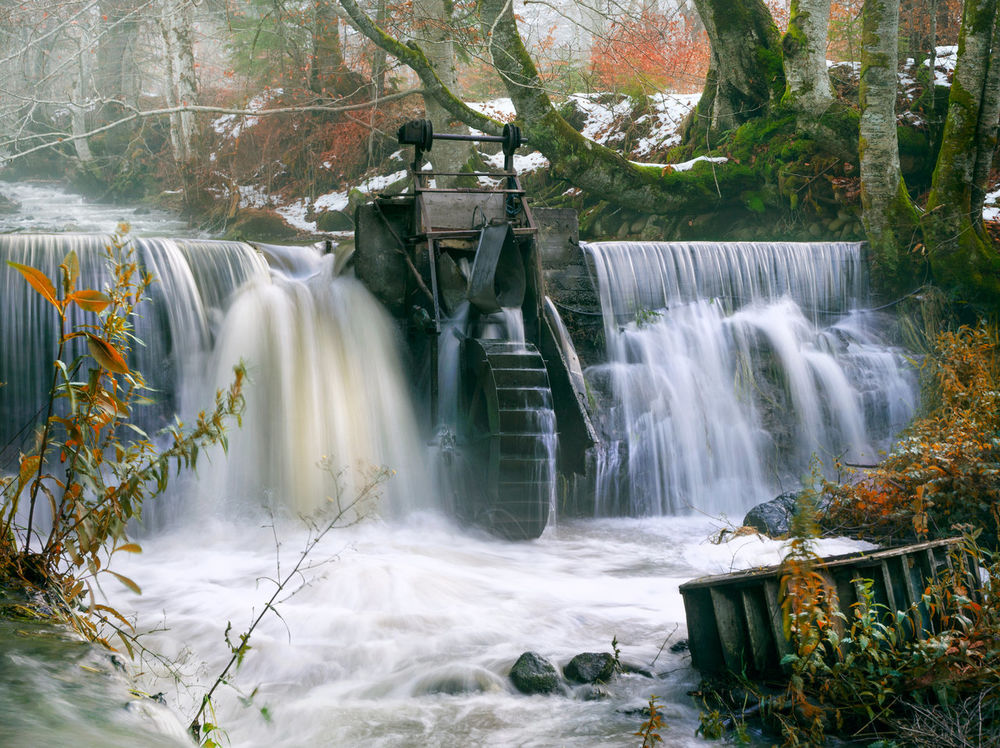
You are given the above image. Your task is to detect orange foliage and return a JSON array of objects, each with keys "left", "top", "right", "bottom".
[
  {"left": 589, "top": 10, "right": 709, "bottom": 94},
  {"left": 826, "top": 324, "right": 1000, "bottom": 543}
]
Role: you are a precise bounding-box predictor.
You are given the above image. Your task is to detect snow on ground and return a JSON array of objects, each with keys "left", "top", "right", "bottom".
[
  {"left": 212, "top": 87, "right": 284, "bottom": 140},
  {"left": 276, "top": 199, "right": 313, "bottom": 233},
  {"left": 483, "top": 149, "right": 550, "bottom": 173},
  {"left": 568, "top": 93, "right": 634, "bottom": 144},
  {"left": 631, "top": 155, "right": 728, "bottom": 171},
  {"left": 633, "top": 93, "right": 700, "bottom": 155},
  {"left": 357, "top": 169, "right": 408, "bottom": 193},
  {"left": 985, "top": 186, "right": 1000, "bottom": 222},
  {"left": 690, "top": 531, "right": 878, "bottom": 577},
  {"left": 467, "top": 98, "right": 517, "bottom": 123}
]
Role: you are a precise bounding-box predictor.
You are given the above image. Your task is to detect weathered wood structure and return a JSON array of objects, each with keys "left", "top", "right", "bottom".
[{"left": 679, "top": 538, "right": 972, "bottom": 678}]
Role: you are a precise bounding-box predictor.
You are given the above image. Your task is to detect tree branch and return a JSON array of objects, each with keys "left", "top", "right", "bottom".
[{"left": 0, "top": 90, "right": 425, "bottom": 164}]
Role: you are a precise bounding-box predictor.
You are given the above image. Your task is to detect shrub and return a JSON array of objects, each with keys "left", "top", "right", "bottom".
[
  {"left": 824, "top": 323, "right": 1000, "bottom": 544},
  {"left": 0, "top": 229, "right": 245, "bottom": 650}
]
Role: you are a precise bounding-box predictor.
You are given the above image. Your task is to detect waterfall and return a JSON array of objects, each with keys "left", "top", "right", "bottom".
[
  {"left": 0, "top": 234, "right": 431, "bottom": 522},
  {"left": 0, "top": 234, "right": 267, "bottom": 464},
  {"left": 584, "top": 240, "right": 916, "bottom": 518},
  {"left": 196, "top": 256, "right": 433, "bottom": 519}
]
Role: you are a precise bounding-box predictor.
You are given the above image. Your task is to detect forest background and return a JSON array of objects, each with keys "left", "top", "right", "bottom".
[{"left": 0, "top": 0, "right": 998, "bottom": 309}]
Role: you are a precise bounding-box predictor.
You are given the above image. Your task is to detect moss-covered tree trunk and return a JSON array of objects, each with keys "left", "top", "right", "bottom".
[
  {"left": 924, "top": 0, "right": 1000, "bottom": 302},
  {"left": 782, "top": 0, "right": 834, "bottom": 116},
  {"left": 859, "top": 0, "right": 921, "bottom": 283},
  {"left": 689, "top": 0, "right": 785, "bottom": 132},
  {"left": 311, "top": 0, "right": 367, "bottom": 98}
]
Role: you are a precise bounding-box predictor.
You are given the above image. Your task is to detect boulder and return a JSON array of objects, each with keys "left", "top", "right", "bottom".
[
  {"left": 509, "top": 652, "right": 561, "bottom": 695},
  {"left": 742, "top": 492, "right": 798, "bottom": 537},
  {"left": 224, "top": 208, "right": 298, "bottom": 242},
  {"left": 315, "top": 209, "right": 354, "bottom": 232},
  {"left": 563, "top": 652, "right": 616, "bottom": 684}
]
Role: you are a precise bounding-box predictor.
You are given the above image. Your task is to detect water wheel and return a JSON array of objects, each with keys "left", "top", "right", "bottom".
[{"left": 460, "top": 339, "right": 555, "bottom": 540}]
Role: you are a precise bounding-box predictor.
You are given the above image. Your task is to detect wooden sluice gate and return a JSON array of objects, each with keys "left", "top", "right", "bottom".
[{"left": 679, "top": 538, "right": 973, "bottom": 678}]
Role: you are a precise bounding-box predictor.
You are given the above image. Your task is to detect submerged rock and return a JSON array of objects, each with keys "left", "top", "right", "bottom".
[
  {"left": 563, "top": 652, "right": 616, "bottom": 684},
  {"left": 509, "top": 652, "right": 561, "bottom": 695},
  {"left": 742, "top": 492, "right": 798, "bottom": 537}
]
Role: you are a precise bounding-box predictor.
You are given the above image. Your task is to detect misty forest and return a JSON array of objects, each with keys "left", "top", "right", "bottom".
[{"left": 1, "top": 0, "right": 1000, "bottom": 746}]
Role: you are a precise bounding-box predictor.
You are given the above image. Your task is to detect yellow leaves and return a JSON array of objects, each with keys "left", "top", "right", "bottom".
[
  {"left": 85, "top": 333, "right": 129, "bottom": 374},
  {"left": 7, "top": 260, "right": 59, "bottom": 311},
  {"left": 115, "top": 542, "right": 142, "bottom": 554},
  {"left": 17, "top": 454, "right": 41, "bottom": 495},
  {"left": 108, "top": 570, "right": 142, "bottom": 595},
  {"left": 60, "top": 250, "right": 79, "bottom": 294}
]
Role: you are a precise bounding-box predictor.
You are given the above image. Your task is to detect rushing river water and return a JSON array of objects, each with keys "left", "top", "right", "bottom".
[{"left": 0, "top": 181, "right": 901, "bottom": 746}]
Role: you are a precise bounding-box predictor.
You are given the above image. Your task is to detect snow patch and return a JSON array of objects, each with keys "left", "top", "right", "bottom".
[
  {"left": 630, "top": 155, "right": 728, "bottom": 171},
  {"left": 358, "top": 169, "right": 408, "bottom": 194},
  {"left": 633, "top": 93, "right": 700, "bottom": 156},
  {"left": 467, "top": 99, "right": 517, "bottom": 123},
  {"left": 483, "top": 150, "right": 550, "bottom": 173},
  {"left": 568, "top": 93, "right": 634, "bottom": 144},
  {"left": 212, "top": 87, "right": 284, "bottom": 139},
  {"left": 276, "top": 199, "right": 314, "bottom": 233},
  {"left": 314, "top": 191, "right": 349, "bottom": 212},
  {"left": 690, "top": 533, "right": 878, "bottom": 576},
  {"left": 985, "top": 186, "right": 1000, "bottom": 222}
]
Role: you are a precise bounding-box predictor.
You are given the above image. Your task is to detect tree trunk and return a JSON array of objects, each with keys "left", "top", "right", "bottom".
[
  {"left": 781, "top": 0, "right": 834, "bottom": 116},
  {"left": 96, "top": 0, "right": 140, "bottom": 108},
  {"left": 411, "top": 0, "right": 473, "bottom": 181},
  {"left": 924, "top": 0, "right": 1000, "bottom": 301},
  {"left": 311, "top": 0, "right": 367, "bottom": 97},
  {"left": 160, "top": 0, "right": 197, "bottom": 163},
  {"left": 690, "top": 0, "right": 785, "bottom": 132},
  {"left": 859, "top": 0, "right": 921, "bottom": 281},
  {"left": 339, "top": 0, "right": 761, "bottom": 212}
]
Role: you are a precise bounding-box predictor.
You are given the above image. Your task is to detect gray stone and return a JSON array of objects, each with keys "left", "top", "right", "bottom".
[
  {"left": 509, "top": 652, "right": 561, "bottom": 695},
  {"left": 563, "top": 652, "right": 616, "bottom": 684},
  {"left": 315, "top": 209, "right": 354, "bottom": 232},
  {"left": 743, "top": 492, "right": 799, "bottom": 537}
]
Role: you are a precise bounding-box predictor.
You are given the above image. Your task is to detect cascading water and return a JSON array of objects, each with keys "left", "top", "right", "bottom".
[
  {"left": 194, "top": 252, "right": 433, "bottom": 519},
  {"left": 0, "top": 234, "right": 268, "bottom": 469},
  {"left": 585, "top": 240, "right": 917, "bottom": 517},
  {"left": 0, "top": 196, "right": 899, "bottom": 747}
]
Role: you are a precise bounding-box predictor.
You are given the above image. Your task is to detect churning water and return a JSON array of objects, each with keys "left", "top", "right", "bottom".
[
  {"left": 585, "top": 241, "right": 916, "bottom": 517},
  {"left": 0, "top": 185, "right": 904, "bottom": 745}
]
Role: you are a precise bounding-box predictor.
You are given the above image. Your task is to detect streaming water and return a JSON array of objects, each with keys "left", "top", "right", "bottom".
[
  {"left": 585, "top": 241, "right": 917, "bottom": 517},
  {"left": 0, "top": 189, "right": 892, "bottom": 746}
]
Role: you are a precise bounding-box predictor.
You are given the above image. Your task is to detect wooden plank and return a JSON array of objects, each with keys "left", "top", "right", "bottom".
[
  {"left": 742, "top": 587, "right": 775, "bottom": 676},
  {"left": 710, "top": 587, "right": 748, "bottom": 673},
  {"left": 763, "top": 579, "right": 794, "bottom": 664},
  {"left": 680, "top": 588, "right": 725, "bottom": 673}
]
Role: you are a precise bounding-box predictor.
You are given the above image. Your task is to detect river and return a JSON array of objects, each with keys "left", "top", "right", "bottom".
[{"left": 0, "top": 180, "right": 885, "bottom": 747}]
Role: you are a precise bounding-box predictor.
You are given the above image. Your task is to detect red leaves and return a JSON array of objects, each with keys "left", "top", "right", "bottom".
[
  {"left": 7, "top": 260, "right": 59, "bottom": 310},
  {"left": 85, "top": 333, "right": 129, "bottom": 374}
]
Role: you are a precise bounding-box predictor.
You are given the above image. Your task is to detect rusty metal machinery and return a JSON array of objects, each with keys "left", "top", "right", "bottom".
[{"left": 355, "top": 119, "right": 555, "bottom": 540}]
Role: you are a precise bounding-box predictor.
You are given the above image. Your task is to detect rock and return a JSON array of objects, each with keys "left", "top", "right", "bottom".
[
  {"left": 224, "top": 208, "right": 297, "bottom": 242},
  {"left": 669, "top": 639, "right": 689, "bottom": 654},
  {"left": 509, "top": 652, "right": 561, "bottom": 695},
  {"left": 315, "top": 209, "right": 354, "bottom": 232},
  {"left": 563, "top": 652, "right": 616, "bottom": 684},
  {"left": 742, "top": 492, "right": 798, "bottom": 537}
]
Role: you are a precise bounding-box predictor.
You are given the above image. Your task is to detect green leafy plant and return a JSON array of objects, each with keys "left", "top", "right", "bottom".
[{"left": 0, "top": 228, "right": 246, "bottom": 650}]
